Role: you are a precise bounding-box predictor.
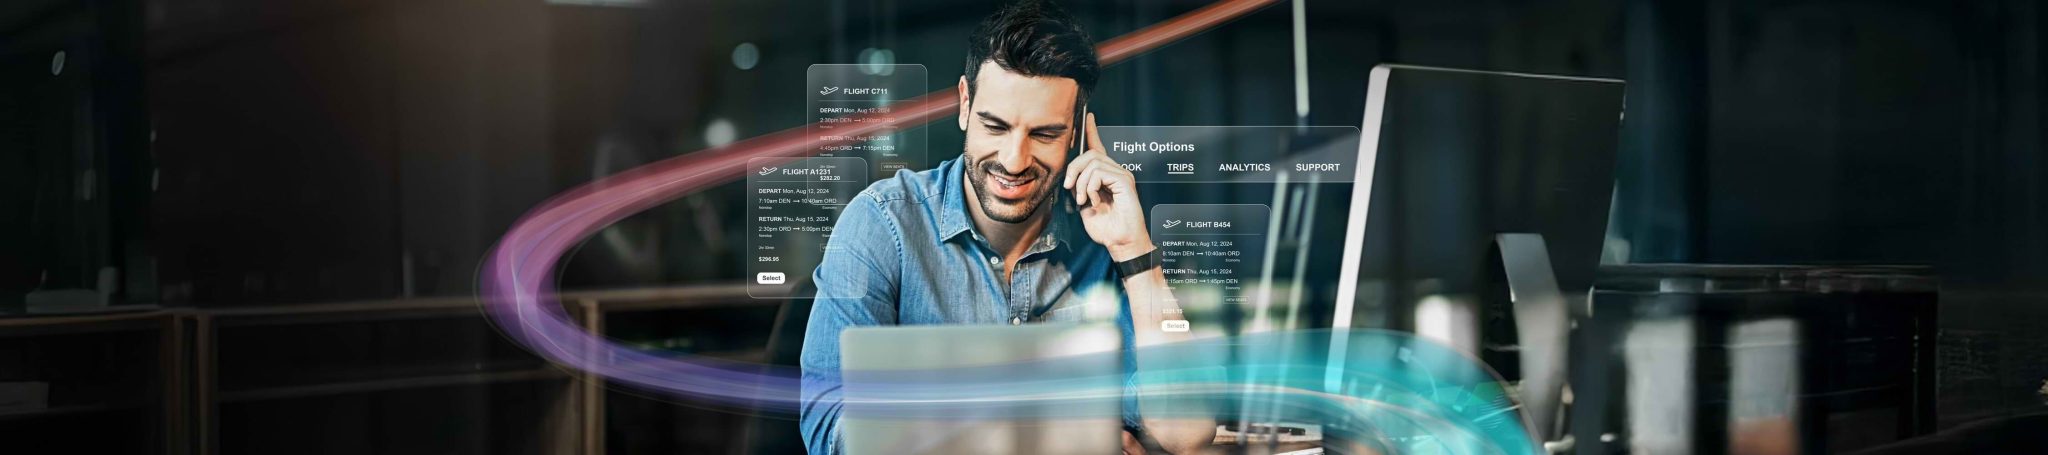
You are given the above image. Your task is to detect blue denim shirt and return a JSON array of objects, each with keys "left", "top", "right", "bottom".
[{"left": 798, "top": 156, "right": 1139, "bottom": 454}]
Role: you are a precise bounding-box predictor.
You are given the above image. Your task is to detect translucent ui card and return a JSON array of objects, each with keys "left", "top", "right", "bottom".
[
  {"left": 1091, "top": 126, "right": 1360, "bottom": 183},
  {"left": 1150, "top": 204, "right": 1271, "bottom": 305},
  {"left": 746, "top": 157, "right": 869, "bottom": 298},
  {"left": 807, "top": 64, "right": 927, "bottom": 178}
]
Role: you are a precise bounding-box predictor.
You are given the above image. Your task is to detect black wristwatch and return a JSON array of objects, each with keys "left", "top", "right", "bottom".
[{"left": 1113, "top": 248, "right": 1162, "bottom": 279}]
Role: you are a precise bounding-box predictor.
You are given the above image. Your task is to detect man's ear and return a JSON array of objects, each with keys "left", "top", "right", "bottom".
[{"left": 956, "top": 75, "right": 971, "bottom": 131}]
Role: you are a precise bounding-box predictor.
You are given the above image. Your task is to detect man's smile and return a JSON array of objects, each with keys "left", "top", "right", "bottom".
[{"left": 986, "top": 171, "right": 1039, "bottom": 200}]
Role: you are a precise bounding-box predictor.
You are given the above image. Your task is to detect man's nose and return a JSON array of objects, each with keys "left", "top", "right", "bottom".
[{"left": 993, "top": 134, "right": 1034, "bottom": 174}]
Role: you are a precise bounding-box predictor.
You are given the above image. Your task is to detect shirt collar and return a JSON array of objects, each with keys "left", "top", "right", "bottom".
[
  {"left": 935, "top": 157, "right": 1073, "bottom": 255},
  {"left": 935, "top": 158, "right": 974, "bottom": 242}
]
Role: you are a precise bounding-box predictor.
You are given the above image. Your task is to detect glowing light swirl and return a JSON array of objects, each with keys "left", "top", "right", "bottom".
[{"left": 479, "top": 0, "right": 1534, "bottom": 452}]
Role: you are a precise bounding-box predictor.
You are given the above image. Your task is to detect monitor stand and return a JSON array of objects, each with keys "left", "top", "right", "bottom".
[{"left": 1490, "top": 233, "right": 1571, "bottom": 448}]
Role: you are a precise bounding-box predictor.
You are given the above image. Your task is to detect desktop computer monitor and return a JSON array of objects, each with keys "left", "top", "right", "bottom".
[{"left": 1330, "top": 64, "right": 1626, "bottom": 442}]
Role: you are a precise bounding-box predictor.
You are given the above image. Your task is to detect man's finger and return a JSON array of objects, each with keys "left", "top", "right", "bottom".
[
  {"left": 1063, "top": 152, "right": 1094, "bottom": 190},
  {"left": 1074, "top": 165, "right": 1102, "bottom": 206},
  {"left": 1097, "top": 160, "right": 1134, "bottom": 195},
  {"left": 1086, "top": 163, "right": 1117, "bottom": 205}
]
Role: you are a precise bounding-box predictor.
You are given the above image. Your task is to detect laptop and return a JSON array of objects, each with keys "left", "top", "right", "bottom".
[{"left": 839, "top": 323, "right": 1124, "bottom": 454}]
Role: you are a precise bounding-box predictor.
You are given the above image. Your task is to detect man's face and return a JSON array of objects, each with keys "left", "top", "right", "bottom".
[{"left": 958, "top": 60, "right": 1082, "bottom": 224}]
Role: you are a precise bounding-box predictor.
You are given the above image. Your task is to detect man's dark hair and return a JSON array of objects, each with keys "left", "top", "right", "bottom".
[{"left": 964, "top": 0, "right": 1099, "bottom": 107}]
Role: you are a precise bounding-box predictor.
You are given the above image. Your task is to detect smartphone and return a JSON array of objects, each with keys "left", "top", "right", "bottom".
[
  {"left": 1066, "top": 98, "right": 1088, "bottom": 211},
  {"left": 1072, "top": 101, "right": 1089, "bottom": 159}
]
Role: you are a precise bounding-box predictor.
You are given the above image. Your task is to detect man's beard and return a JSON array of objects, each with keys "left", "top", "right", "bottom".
[{"left": 964, "top": 153, "right": 1056, "bottom": 224}]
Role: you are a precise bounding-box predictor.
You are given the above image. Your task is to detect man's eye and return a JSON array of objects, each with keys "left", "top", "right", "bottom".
[
  {"left": 1032, "top": 132, "right": 1061, "bottom": 140},
  {"left": 982, "top": 124, "right": 1009, "bottom": 133}
]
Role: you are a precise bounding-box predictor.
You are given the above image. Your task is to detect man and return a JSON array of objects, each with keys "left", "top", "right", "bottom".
[{"left": 798, "top": 1, "right": 1215, "bottom": 453}]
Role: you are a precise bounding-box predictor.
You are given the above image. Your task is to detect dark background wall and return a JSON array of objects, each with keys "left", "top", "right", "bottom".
[{"left": 3, "top": 0, "right": 2046, "bottom": 450}]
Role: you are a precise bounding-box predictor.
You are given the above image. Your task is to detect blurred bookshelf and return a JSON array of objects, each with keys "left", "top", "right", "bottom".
[
  {"left": 0, "top": 311, "right": 177, "bottom": 454},
  {"left": 0, "top": 283, "right": 792, "bottom": 455}
]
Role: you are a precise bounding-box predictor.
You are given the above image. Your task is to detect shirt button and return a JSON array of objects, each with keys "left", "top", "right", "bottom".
[
  {"left": 987, "top": 256, "right": 1001, "bottom": 267},
  {"left": 1010, "top": 316, "right": 1022, "bottom": 325}
]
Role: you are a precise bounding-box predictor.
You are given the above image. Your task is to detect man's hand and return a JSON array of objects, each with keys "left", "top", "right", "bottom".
[
  {"left": 1073, "top": 113, "right": 1212, "bottom": 452},
  {"left": 1065, "top": 112, "right": 1154, "bottom": 262},
  {"left": 1121, "top": 430, "right": 1147, "bottom": 455}
]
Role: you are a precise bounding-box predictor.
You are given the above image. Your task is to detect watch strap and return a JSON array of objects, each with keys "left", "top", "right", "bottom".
[{"left": 1113, "top": 248, "right": 1162, "bottom": 278}]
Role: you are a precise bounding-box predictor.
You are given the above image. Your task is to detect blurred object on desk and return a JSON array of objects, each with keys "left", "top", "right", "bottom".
[{"left": 1572, "top": 264, "right": 1937, "bottom": 454}]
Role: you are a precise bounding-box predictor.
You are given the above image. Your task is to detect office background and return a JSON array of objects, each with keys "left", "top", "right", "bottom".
[{"left": 3, "top": 0, "right": 2044, "bottom": 452}]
